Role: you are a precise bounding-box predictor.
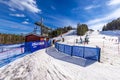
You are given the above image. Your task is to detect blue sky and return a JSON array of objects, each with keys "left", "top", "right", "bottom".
[{"left": 0, "top": 0, "right": 120, "bottom": 34}]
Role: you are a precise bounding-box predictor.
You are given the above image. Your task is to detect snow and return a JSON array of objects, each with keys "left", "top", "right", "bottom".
[
  {"left": 100, "top": 30, "right": 120, "bottom": 36},
  {"left": 0, "top": 30, "right": 120, "bottom": 80},
  {"left": 52, "top": 30, "right": 76, "bottom": 41}
]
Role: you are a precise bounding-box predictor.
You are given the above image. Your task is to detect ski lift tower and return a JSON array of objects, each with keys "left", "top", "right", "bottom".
[{"left": 34, "top": 17, "right": 52, "bottom": 36}]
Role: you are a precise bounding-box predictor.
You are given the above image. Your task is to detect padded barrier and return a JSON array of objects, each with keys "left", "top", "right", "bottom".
[
  {"left": 25, "top": 40, "right": 51, "bottom": 52},
  {"left": 64, "top": 45, "right": 72, "bottom": 55},
  {"left": 84, "top": 47, "right": 100, "bottom": 61},
  {"left": 55, "top": 42, "right": 101, "bottom": 61},
  {"left": 58, "top": 44, "right": 64, "bottom": 52},
  {"left": 72, "top": 46, "right": 84, "bottom": 57},
  {"left": 55, "top": 42, "right": 59, "bottom": 50}
]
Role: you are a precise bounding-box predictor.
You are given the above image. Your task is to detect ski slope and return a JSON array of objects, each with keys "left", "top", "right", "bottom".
[{"left": 0, "top": 30, "right": 120, "bottom": 80}]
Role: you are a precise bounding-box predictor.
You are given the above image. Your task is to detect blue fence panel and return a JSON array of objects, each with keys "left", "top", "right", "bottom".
[
  {"left": 55, "top": 42, "right": 101, "bottom": 62},
  {"left": 55, "top": 43, "right": 59, "bottom": 50},
  {"left": 96, "top": 48, "right": 101, "bottom": 62},
  {"left": 58, "top": 44, "right": 64, "bottom": 52},
  {"left": 47, "top": 40, "right": 51, "bottom": 47},
  {"left": 84, "top": 47, "right": 100, "bottom": 61},
  {"left": 64, "top": 45, "right": 72, "bottom": 55},
  {"left": 72, "top": 46, "right": 84, "bottom": 57},
  {"left": 25, "top": 42, "right": 31, "bottom": 52}
]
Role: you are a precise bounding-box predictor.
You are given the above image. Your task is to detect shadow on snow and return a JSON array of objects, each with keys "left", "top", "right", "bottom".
[{"left": 46, "top": 47, "right": 96, "bottom": 67}]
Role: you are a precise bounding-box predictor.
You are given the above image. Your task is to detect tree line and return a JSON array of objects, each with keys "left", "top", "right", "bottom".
[
  {"left": 48, "top": 26, "right": 73, "bottom": 38},
  {"left": 102, "top": 18, "right": 120, "bottom": 31},
  {"left": 0, "top": 23, "right": 89, "bottom": 44},
  {"left": 0, "top": 33, "right": 25, "bottom": 44},
  {"left": 77, "top": 23, "right": 89, "bottom": 36}
]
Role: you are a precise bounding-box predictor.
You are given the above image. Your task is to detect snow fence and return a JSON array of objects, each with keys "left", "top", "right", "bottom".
[
  {"left": 0, "top": 45, "right": 25, "bottom": 67},
  {"left": 0, "top": 41, "right": 51, "bottom": 67},
  {"left": 55, "top": 43, "right": 101, "bottom": 62}
]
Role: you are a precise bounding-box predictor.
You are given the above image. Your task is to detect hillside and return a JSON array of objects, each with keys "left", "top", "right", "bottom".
[
  {"left": 0, "top": 30, "right": 120, "bottom": 80},
  {"left": 102, "top": 18, "right": 120, "bottom": 31}
]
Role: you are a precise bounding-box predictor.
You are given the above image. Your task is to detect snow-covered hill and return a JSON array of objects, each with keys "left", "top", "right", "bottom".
[
  {"left": 0, "top": 30, "right": 120, "bottom": 80},
  {"left": 100, "top": 30, "right": 120, "bottom": 36},
  {"left": 0, "top": 46, "right": 120, "bottom": 80}
]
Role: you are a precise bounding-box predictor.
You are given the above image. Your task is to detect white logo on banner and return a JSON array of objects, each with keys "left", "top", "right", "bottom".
[{"left": 32, "top": 42, "right": 45, "bottom": 48}]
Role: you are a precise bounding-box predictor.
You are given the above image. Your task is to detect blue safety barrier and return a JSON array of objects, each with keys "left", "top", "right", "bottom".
[
  {"left": 72, "top": 46, "right": 84, "bottom": 57},
  {"left": 84, "top": 47, "right": 100, "bottom": 61},
  {"left": 55, "top": 43, "right": 101, "bottom": 62},
  {"left": 25, "top": 40, "right": 51, "bottom": 52},
  {"left": 64, "top": 45, "right": 72, "bottom": 55},
  {"left": 55, "top": 42, "right": 59, "bottom": 50},
  {"left": 0, "top": 41, "right": 51, "bottom": 68},
  {"left": 58, "top": 44, "right": 64, "bottom": 52}
]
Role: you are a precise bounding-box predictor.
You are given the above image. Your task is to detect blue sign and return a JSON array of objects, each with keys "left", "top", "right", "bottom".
[{"left": 25, "top": 40, "right": 51, "bottom": 52}]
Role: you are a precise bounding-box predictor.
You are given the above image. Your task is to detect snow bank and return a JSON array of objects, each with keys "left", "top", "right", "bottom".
[
  {"left": 100, "top": 30, "right": 120, "bottom": 36},
  {"left": 0, "top": 30, "right": 120, "bottom": 80},
  {"left": 0, "top": 47, "right": 120, "bottom": 80},
  {"left": 0, "top": 49, "right": 72, "bottom": 80}
]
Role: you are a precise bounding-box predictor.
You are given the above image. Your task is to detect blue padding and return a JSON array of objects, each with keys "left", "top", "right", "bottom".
[
  {"left": 24, "top": 42, "right": 31, "bottom": 52},
  {"left": 55, "top": 43, "right": 59, "bottom": 50},
  {"left": 84, "top": 47, "right": 99, "bottom": 61},
  {"left": 24, "top": 40, "right": 50, "bottom": 52},
  {"left": 55, "top": 42, "right": 101, "bottom": 61},
  {"left": 58, "top": 44, "right": 64, "bottom": 52},
  {"left": 96, "top": 48, "right": 101, "bottom": 61},
  {"left": 47, "top": 40, "right": 51, "bottom": 47},
  {"left": 72, "top": 46, "right": 84, "bottom": 57},
  {"left": 64, "top": 45, "right": 72, "bottom": 55}
]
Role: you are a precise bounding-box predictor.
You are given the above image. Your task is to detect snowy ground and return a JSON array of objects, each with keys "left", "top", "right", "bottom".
[
  {"left": 0, "top": 30, "right": 120, "bottom": 80},
  {"left": 61, "top": 31, "right": 120, "bottom": 65}
]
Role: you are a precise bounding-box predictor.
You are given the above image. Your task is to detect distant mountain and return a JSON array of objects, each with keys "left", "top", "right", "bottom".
[{"left": 102, "top": 18, "right": 120, "bottom": 31}]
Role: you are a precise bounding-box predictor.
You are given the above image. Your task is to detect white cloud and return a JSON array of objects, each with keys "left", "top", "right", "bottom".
[
  {"left": 0, "top": 19, "right": 31, "bottom": 31},
  {"left": 22, "top": 21, "right": 29, "bottom": 24},
  {"left": 84, "top": 5, "right": 100, "bottom": 10},
  {"left": 86, "top": 7, "right": 120, "bottom": 30},
  {"left": 9, "top": 14, "right": 25, "bottom": 17},
  {"left": 0, "top": 0, "right": 41, "bottom": 13},
  {"left": 51, "top": 6, "right": 56, "bottom": 10},
  {"left": 107, "top": 0, "right": 120, "bottom": 6},
  {"left": 9, "top": 8, "right": 16, "bottom": 11},
  {"left": 46, "top": 15, "right": 77, "bottom": 27},
  {"left": 26, "top": 19, "right": 29, "bottom": 21}
]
